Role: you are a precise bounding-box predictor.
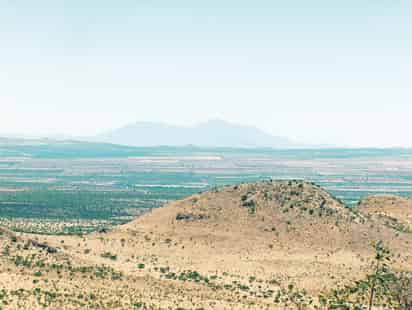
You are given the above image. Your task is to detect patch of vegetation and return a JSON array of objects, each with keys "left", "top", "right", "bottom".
[{"left": 100, "top": 252, "right": 118, "bottom": 261}]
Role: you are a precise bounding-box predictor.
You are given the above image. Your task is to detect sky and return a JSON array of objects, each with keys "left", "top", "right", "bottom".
[{"left": 0, "top": 0, "right": 411, "bottom": 147}]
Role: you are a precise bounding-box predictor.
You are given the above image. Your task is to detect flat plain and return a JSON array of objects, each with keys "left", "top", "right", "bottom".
[{"left": 1, "top": 141, "right": 412, "bottom": 234}]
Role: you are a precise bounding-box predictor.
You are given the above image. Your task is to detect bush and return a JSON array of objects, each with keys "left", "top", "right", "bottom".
[{"left": 100, "top": 252, "right": 117, "bottom": 261}]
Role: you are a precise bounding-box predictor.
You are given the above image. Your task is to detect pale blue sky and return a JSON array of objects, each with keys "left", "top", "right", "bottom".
[{"left": 0, "top": 1, "right": 411, "bottom": 147}]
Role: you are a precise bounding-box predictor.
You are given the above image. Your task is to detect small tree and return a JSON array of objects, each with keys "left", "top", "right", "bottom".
[{"left": 319, "top": 241, "right": 399, "bottom": 309}]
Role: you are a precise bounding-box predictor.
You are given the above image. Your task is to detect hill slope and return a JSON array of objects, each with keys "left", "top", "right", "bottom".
[
  {"left": 359, "top": 195, "right": 412, "bottom": 233},
  {"left": 92, "top": 119, "right": 298, "bottom": 148},
  {"left": 1, "top": 181, "right": 412, "bottom": 309}
]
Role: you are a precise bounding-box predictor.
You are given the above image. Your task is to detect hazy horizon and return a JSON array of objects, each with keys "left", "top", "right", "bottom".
[{"left": 1, "top": 1, "right": 411, "bottom": 148}]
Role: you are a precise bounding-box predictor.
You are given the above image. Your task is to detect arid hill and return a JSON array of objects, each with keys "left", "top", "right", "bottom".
[
  {"left": 1, "top": 181, "right": 411, "bottom": 309},
  {"left": 359, "top": 194, "right": 412, "bottom": 233}
]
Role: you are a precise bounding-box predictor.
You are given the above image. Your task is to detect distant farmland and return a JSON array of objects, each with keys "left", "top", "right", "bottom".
[{"left": 1, "top": 140, "right": 412, "bottom": 234}]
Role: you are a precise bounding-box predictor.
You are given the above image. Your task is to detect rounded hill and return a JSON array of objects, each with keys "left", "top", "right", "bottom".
[{"left": 359, "top": 194, "right": 412, "bottom": 233}]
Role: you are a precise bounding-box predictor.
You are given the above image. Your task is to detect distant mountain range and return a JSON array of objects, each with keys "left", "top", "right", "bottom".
[{"left": 90, "top": 119, "right": 301, "bottom": 148}]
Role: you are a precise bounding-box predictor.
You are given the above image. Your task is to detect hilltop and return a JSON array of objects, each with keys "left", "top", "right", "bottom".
[
  {"left": 0, "top": 181, "right": 411, "bottom": 309},
  {"left": 122, "top": 180, "right": 410, "bottom": 252}
]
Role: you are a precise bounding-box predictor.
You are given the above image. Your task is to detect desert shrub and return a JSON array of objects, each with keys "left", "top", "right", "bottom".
[
  {"left": 318, "top": 242, "right": 410, "bottom": 310},
  {"left": 100, "top": 252, "right": 117, "bottom": 261},
  {"left": 271, "top": 242, "right": 412, "bottom": 309},
  {"left": 242, "top": 199, "right": 256, "bottom": 214},
  {"left": 33, "top": 271, "right": 42, "bottom": 277}
]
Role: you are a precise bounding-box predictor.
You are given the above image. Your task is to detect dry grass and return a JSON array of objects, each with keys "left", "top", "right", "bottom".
[{"left": 1, "top": 181, "right": 411, "bottom": 309}]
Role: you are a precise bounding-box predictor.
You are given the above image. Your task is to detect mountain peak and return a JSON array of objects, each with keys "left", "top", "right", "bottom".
[
  {"left": 201, "top": 118, "right": 230, "bottom": 125},
  {"left": 92, "top": 119, "right": 299, "bottom": 148}
]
